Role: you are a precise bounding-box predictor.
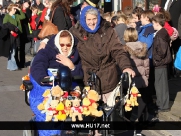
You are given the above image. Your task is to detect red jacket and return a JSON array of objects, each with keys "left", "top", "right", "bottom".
[
  {"left": 39, "top": 7, "right": 48, "bottom": 23},
  {"left": 164, "top": 22, "right": 174, "bottom": 36},
  {"left": 37, "top": 7, "right": 48, "bottom": 29},
  {"left": 30, "top": 14, "right": 38, "bottom": 30}
]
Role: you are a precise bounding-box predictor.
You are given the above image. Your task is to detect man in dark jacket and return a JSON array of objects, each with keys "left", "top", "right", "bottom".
[
  {"left": 71, "top": 0, "right": 100, "bottom": 22},
  {"left": 152, "top": 14, "right": 172, "bottom": 112}
]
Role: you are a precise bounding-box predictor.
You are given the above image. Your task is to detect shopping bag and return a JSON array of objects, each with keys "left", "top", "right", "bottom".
[{"left": 38, "top": 8, "right": 58, "bottom": 39}]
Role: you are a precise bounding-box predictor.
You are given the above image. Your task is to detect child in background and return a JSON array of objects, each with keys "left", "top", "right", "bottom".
[
  {"left": 111, "top": 15, "right": 117, "bottom": 28},
  {"left": 132, "top": 7, "right": 144, "bottom": 31},
  {"left": 123, "top": 6, "right": 133, "bottom": 17},
  {"left": 152, "top": 13, "right": 172, "bottom": 112},
  {"left": 126, "top": 16, "right": 136, "bottom": 28},
  {"left": 138, "top": 10, "right": 155, "bottom": 108},
  {"left": 30, "top": 5, "right": 39, "bottom": 30},
  {"left": 102, "top": 12, "right": 111, "bottom": 22},
  {"left": 110, "top": 11, "right": 117, "bottom": 18},
  {"left": 114, "top": 14, "right": 127, "bottom": 45},
  {"left": 124, "top": 27, "right": 150, "bottom": 121},
  {"left": 117, "top": 14, "right": 127, "bottom": 25},
  {"left": 152, "top": 5, "right": 178, "bottom": 44}
]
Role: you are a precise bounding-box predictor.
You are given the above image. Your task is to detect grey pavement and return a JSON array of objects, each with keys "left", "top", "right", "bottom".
[
  {"left": 0, "top": 56, "right": 32, "bottom": 136},
  {"left": 0, "top": 56, "right": 181, "bottom": 136}
]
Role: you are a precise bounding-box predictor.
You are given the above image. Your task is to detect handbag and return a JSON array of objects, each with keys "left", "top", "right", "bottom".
[
  {"left": 174, "top": 46, "right": 181, "bottom": 70},
  {"left": 38, "top": 8, "right": 58, "bottom": 39}
]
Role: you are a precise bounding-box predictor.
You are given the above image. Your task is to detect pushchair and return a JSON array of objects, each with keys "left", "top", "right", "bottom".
[
  {"left": 22, "top": 66, "right": 84, "bottom": 136},
  {"left": 23, "top": 67, "right": 141, "bottom": 136}
]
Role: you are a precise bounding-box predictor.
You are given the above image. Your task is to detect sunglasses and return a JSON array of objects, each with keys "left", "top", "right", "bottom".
[{"left": 60, "top": 43, "right": 71, "bottom": 47}]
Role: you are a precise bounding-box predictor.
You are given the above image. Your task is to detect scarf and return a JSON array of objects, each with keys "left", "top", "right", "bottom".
[{"left": 80, "top": 6, "right": 101, "bottom": 34}]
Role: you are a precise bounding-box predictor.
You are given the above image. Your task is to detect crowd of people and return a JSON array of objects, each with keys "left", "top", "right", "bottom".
[{"left": 0, "top": 0, "right": 181, "bottom": 135}]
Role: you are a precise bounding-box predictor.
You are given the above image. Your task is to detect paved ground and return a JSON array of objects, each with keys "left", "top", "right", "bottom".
[{"left": 0, "top": 55, "right": 181, "bottom": 136}]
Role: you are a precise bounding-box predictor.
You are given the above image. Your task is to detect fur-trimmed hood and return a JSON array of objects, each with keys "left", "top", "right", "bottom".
[
  {"left": 124, "top": 41, "right": 148, "bottom": 59},
  {"left": 54, "top": 30, "right": 74, "bottom": 57}
]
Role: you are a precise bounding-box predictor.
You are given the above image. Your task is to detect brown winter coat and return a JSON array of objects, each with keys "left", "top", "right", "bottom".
[
  {"left": 124, "top": 41, "right": 149, "bottom": 88},
  {"left": 152, "top": 28, "right": 172, "bottom": 68},
  {"left": 70, "top": 20, "right": 132, "bottom": 94}
]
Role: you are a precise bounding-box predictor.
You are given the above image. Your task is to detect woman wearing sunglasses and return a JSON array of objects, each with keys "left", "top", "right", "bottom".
[{"left": 30, "top": 30, "right": 83, "bottom": 85}]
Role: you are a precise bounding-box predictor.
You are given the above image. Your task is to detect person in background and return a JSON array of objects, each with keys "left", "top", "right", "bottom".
[
  {"left": 20, "top": 0, "right": 32, "bottom": 68},
  {"left": 29, "top": 5, "right": 38, "bottom": 30},
  {"left": 152, "top": 13, "right": 172, "bottom": 112},
  {"left": 153, "top": 5, "right": 179, "bottom": 79},
  {"left": 132, "top": 6, "right": 144, "bottom": 31},
  {"left": 0, "top": 23, "right": 19, "bottom": 58},
  {"left": 138, "top": 10, "right": 155, "bottom": 60},
  {"left": 102, "top": 12, "right": 111, "bottom": 22},
  {"left": 71, "top": 0, "right": 100, "bottom": 22},
  {"left": 111, "top": 15, "right": 117, "bottom": 28},
  {"left": 114, "top": 14, "right": 127, "bottom": 45},
  {"left": 38, "top": 0, "right": 53, "bottom": 26},
  {"left": 153, "top": 5, "right": 174, "bottom": 39},
  {"left": 3, "top": 0, "right": 13, "bottom": 8},
  {"left": 50, "top": 0, "right": 73, "bottom": 31},
  {"left": 116, "top": 10, "right": 124, "bottom": 16},
  {"left": 161, "top": 0, "right": 181, "bottom": 56},
  {"left": 33, "top": 0, "right": 45, "bottom": 11},
  {"left": 138, "top": 10, "right": 155, "bottom": 110},
  {"left": 3, "top": 4, "right": 25, "bottom": 71},
  {"left": 124, "top": 27, "right": 149, "bottom": 121},
  {"left": 0, "top": 6, "right": 6, "bottom": 26},
  {"left": 123, "top": 6, "right": 133, "bottom": 17},
  {"left": 126, "top": 15, "right": 136, "bottom": 28}
]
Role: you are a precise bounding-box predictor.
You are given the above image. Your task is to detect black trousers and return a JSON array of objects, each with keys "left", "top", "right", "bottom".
[
  {"left": 154, "top": 67, "right": 170, "bottom": 110},
  {"left": 19, "top": 34, "right": 26, "bottom": 68},
  {"left": 137, "top": 88, "right": 151, "bottom": 121}
]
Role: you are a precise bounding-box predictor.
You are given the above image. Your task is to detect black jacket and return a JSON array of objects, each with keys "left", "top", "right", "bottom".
[
  {"left": 50, "top": 6, "right": 72, "bottom": 31},
  {"left": 0, "top": 14, "right": 5, "bottom": 26},
  {"left": 0, "top": 23, "right": 18, "bottom": 57},
  {"left": 152, "top": 28, "right": 172, "bottom": 68}
]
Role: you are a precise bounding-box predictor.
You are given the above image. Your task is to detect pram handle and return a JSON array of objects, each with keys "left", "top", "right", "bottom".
[
  {"left": 120, "top": 72, "right": 129, "bottom": 81},
  {"left": 41, "top": 76, "right": 83, "bottom": 83}
]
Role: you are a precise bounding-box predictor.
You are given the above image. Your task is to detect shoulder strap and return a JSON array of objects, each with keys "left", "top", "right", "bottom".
[{"left": 50, "top": 7, "right": 57, "bottom": 22}]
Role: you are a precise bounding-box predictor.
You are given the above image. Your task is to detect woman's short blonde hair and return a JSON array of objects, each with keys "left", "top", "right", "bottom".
[
  {"left": 124, "top": 27, "right": 138, "bottom": 42},
  {"left": 7, "top": 3, "right": 17, "bottom": 12}
]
